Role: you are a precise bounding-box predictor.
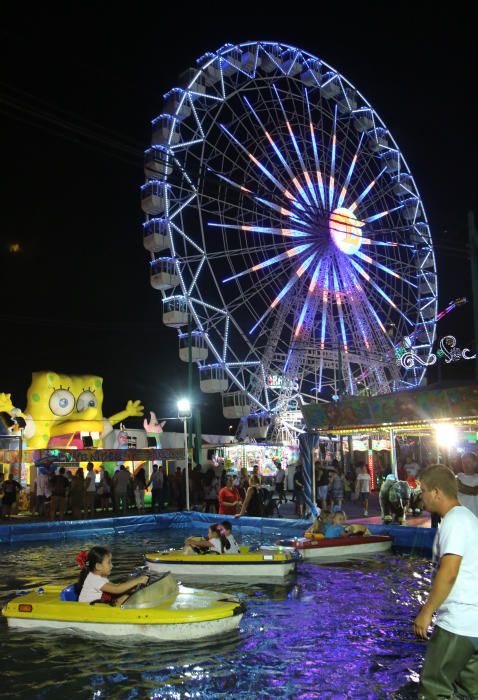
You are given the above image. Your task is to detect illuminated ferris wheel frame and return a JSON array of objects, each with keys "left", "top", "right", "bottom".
[{"left": 141, "top": 41, "right": 438, "bottom": 429}]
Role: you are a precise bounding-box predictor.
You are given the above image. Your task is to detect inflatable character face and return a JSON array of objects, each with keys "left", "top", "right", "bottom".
[{"left": 26, "top": 372, "right": 105, "bottom": 448}]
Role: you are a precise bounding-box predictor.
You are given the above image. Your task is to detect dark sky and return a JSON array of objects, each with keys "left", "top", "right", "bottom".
[{"left": 1, "top": 3, "right": 477, "bottom": 433}]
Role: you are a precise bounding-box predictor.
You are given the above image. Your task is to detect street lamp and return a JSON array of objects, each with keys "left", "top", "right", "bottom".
[
  {"left": 177, "top": 398, "right": 191, "bottom": 510},
  {"left": 434, "top": 423, "right": 458, "bottom": 465}
]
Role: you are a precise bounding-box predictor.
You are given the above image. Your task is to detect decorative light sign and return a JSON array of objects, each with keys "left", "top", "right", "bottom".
[
  {"left": 397, "top": 335, "right": 476, "bottom": 369},
  {"left": 266, "top": 375, "right": 299, "bottom": 390}
]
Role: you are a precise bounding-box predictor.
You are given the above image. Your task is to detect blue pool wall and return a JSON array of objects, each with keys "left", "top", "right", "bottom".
[{"left": 0, "top": 512, "right": 435, "bottom": 553}]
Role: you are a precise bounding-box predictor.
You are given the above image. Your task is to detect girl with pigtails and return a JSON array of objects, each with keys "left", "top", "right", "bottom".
[{"left": 76, "top": 546, "right": 148, "bottom": 605}]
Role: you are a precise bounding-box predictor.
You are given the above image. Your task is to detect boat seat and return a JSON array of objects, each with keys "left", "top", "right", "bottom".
[{"left": 60, "top": 583, "right": 79, "bottom": 602}]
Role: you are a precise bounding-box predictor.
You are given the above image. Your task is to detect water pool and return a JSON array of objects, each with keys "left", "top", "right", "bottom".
[{"left": 0, "top": 528, "right": 430, "bottom": 699}]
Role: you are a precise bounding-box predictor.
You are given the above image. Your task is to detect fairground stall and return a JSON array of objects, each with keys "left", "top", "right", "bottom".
[
  {"left": 206, "top": 442, "right": 299, "bottom": 481},
  {"left": 299, "top": 382, "right": 478, "bottom": 514}
]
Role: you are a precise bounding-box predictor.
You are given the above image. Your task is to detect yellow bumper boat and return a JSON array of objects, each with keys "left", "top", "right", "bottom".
[
  {"left": 146, "top": 546, "right": 297, "bottom": 578},
  {"left": 1, "top": 574, "right": 245, "bottom": 641}
]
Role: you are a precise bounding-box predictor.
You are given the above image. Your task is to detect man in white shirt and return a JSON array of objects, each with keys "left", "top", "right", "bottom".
[
  {"left": 456, "top": 451, "right": 478, "bottom": 518},
  {"left": 414, "top": 464, "right": 478, "bottom": 699}
]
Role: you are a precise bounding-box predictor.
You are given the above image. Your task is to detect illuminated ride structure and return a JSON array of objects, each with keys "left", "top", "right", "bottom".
[{"left": 141, "top": 41, "right": 438, "bottom": 442}]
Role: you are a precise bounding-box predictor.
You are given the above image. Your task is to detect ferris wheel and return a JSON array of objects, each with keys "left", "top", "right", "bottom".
[{"left": 141, "top": 41, "right": 437, "bottom": 439}]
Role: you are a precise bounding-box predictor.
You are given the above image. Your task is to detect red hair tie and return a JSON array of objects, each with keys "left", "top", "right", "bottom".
[{"left": 75, "top": 550, "right": 88, "bottom": 568}]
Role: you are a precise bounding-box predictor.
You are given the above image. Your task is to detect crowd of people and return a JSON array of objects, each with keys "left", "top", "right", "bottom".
[
  {"left": 0, "top": 460, "right": 285, "bottom": 521},
  {"left": 2, "top": 450, "right": 478, "bottom": 526}
]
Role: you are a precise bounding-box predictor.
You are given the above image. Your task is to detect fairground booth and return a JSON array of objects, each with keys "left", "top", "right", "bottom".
[{"left": 299, "top": 382, "right": 478, "bottom": 515}]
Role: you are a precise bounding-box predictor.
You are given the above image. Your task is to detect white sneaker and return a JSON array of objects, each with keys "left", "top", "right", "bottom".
[{"left": 363, "top": 511, "right": 368, "bottom": 516}]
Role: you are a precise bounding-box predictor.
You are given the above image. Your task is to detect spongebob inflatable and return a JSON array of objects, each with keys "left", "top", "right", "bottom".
[{"left": 0, "top": 372, "right": 144, "bottom": 449}]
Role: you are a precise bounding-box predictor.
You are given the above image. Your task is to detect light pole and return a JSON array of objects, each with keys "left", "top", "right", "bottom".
[{"left": 177, "top": 398, "right": 191, "bottom": 510}]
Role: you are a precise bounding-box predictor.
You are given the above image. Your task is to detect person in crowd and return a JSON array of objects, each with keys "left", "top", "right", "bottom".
[
  {"left": 218, "top": 474, "right": 242, "bottom": 515},
  {"left": 315, "top": 461, "right": 329, "bottom": 511},
  {"left": 49, "top": 466, "right": 70, "bottom": 520},
  {"left": 65, "top": 469, "right": 73, "bottom": 515},
  {"left": 148, "top": 463, "right": 163, "bottom": 512},
  {"left": 251, "top": 464, "right": 262, "bottom": 485},
  {"left": 84, "top": 462, "right": 97, "bottom": 518},
  {"left": 203, "top": 471, "right": 219, "bottom": 513},
  {"left": 0, "top": 472, "right": 23, "bottom": 518},
  {"left": 99, "top": 471, "right": 112, "bottom": 511},
  {"left": 455, "top": 451, "right": 478, "bottom": 517},
  {"left": 76, "top": 546, "right": 148, "bottom": 605},
  {"left": 355, "top": 462, "right": 371, "bottom": 517},
  {"left": 191, "top": 463, "right": 203, "bottom": 508},
  {"left": 70, "top": 467, "right": 85, "bottom": 519},
  {"left": 126, "top": 469, "right": 136, "bottom": 511},
  {"left": 214, "top": 461, "right": 225, "bottom": 489},
  {"left": 183, "top": 524, "right": 230, "bottom": 555},
  {"left": 171, "top": 466, "right": 184, "bottom": 510},
  {"left": 413, "top": 464, "right": 478, "bottom": 699},
  {"left": 113, "top": 465, "right": 132, "bottom": 514},
  {"left": 221, "top": 521, "right": 240, "bottom": 553},
  {"left": 274, "top": 462, "right": 286, "bottom": 503},
  {"left": 404, "top": 457, "right": 420, "bottom": 478},
  {"left": 397, "top": 461, "right": 407, "bottom": 481},
  {"left": 328, "top": 467, "right": 344, "bottom": 511},
  {"left": 237, "top": 474, "right": 263, "bottom": 517},
  {"left": 160, "top": 466, "right": 168, "bottom": 508},
  {"left": 133, "top": 467, "right": 147, "bottom": 513},
  {"left": 237, "top": 468, "right": 250, "bottom": 502},
  {"left": 293, "top": 464, "right": 305, "bottom": 517},
  {"left": 35, "top": 467, "right": 51, "bottom": 517}
]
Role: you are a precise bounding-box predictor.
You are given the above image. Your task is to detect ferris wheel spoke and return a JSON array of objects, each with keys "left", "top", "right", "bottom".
[
  {"left": 223, "top": 243, "right": 313, "bottom": 283},
  {"left": 317, "top": 263, "right": 331, "bottom": 392},
  {"left": 353, "top": 250, "right": 417, "bottom": 288},
  {"left": 348, "top": 167, "right": 388, "bottom": 213},
  {"left": 303, "top": 88, "right": 326, "bottom": 208},
  {"left": 270, "top": 84, "right": 317, "bottom": 209},
  {"left": 328, "top": 106, "right": 338, "bottom": 210},
  {"left": 242, "top": 95, "right": 296, "bottom": 184},
  {"left": 331, "top": 265, "right": 350, "bottom": 355},
  {"left": 340, "top": 266, "right": 374, "bottom": 353},
  {"left": 362, "top": 204, "right": 404, "bottom": 224},
  {"left": 205, "top": 140, "right": 279, "bottom": 200},
  {"left": 248, "top": 251, "right": 317, "bottom": 335},
  {"left": 206, "top": 166, "right": 252, "bottom": 195},
  {"left": 349, "top": 259, "right": 413, "bottom": 326},
  {"left": 336, "top": 134, "right": 364, "bottom": 208},
  {"left": 207, "top": 221, "right": 310, "bottom": 239},
  {"left": 219, "top": 123, "right": 298, "bottom": 203},
  {"left": 362, "top": 239, "right": 413, "bottom": 249},
  {"left": 199, "top": 242, "right": 294, "bottom": 264},
  {"left": 293, "top": 259, "right": 323, "bottom": 338}
]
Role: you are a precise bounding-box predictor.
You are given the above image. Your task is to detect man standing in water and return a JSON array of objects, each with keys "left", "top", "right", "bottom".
[{"left": 414, "top": 464, "right": 478, "bottom": 699}]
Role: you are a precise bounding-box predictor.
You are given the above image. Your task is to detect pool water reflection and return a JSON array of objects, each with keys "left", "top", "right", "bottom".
[{"left": 0, "top": 529, "right": 430, "bottom": 699}]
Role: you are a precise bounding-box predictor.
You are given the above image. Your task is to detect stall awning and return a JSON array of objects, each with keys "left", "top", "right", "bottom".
[
  {"left": 301, "top": 383, "right": 478, "bottom": 434},
  {"left": 0, "top": 447, "right": 185, "bottom": 463}
]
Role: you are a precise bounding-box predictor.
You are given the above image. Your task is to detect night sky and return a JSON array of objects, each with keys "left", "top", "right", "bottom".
[{"left": 1, "top": 4, "right": 476, "bottom": 434}]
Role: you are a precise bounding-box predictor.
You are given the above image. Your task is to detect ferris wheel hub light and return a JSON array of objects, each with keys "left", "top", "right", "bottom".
[{"left": 329, "top": 207, "right": 362, "bottom": 255}]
